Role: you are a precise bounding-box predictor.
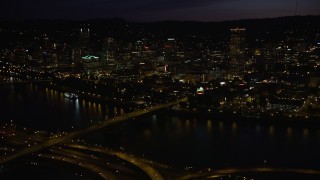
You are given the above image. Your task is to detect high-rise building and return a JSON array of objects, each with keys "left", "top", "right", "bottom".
[
  {"left": 80, "top": 28, "right": 92, "bottom": 56},
  {"left": 13, "top": 47, "right": 27, "bottom": 64},
  {"left": 230, "top": 28, "right": 246, "bottom": 59},
  {"left": 229, "top": 28, "right": 246, "bottom": 77},
  {"left": 102, "top": 37, "right": 115, "bottom": 65},
  {"left": 71, "top": 28, "right": 91, "bottom": 66}
]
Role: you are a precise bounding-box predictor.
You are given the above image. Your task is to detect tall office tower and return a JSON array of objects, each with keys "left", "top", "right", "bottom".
[
  {"left": 80, "top": 28, "right": 92, "bottom": 56},
  {"left": 230, "top": 28, "right": 246, "bottom": 59},
  {"left": 102, "top": 37, "right": 115, "bottom": 66},
  {"left": 71, "top": 28, "right": 91, "bottom": 65},
  {"left": 57, "top": 43, "right": 72, "bottom": 67},
  {"left": 261, "top": 43, "right": 275, "bottom": 72},
  {"left": 13, "top": 47, "right": 27, "bottom": 64},
  {"left": 229, "top": 28, "right": 246, "bottom": 77}
]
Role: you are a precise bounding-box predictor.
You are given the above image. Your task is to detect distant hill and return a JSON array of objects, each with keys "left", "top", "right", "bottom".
[{"left": 0, "top": 15, "right": 319, "bottom": 48}]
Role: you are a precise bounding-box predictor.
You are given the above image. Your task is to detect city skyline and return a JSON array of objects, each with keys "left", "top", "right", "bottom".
[
  {"left": 1, "top": 0, "right": 320, "bottom": 22},
  {"left": 1, "top": 10, "right": 320, "bottom": 179}
]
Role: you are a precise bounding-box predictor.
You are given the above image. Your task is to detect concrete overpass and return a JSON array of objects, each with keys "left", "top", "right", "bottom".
[{"left": 178, "top": 167, "right": 320, "bottom": 179}]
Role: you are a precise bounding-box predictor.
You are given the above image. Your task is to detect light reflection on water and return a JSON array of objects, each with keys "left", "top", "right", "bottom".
[
  {"left": 303, "top": 128, "right": 309, "bottom": 141},
  {"left": 232, "top": 122, "right": 237, "bottom": 134},
  {"left": 87, "top": 113, "right": 320, "bottom": 169},
  {"left": 269, "top": 125, "right": 275, "bottom": 138},
  {"left": 287, "top": 127, "right": 293, "bottom": 139},
  {"left": 0, "top": 84, "right": 118, "bottom": 131}
]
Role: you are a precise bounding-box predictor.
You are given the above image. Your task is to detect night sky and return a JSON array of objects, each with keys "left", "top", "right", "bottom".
[{"left": 1, "top": 0, "right": 320, "bottom": 22}]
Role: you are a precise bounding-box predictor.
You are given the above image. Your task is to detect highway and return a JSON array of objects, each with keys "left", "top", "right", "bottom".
[
  {"left": 1, "top": 139, "right": 162, "bottom": 179},
  {"left": 40, "top": 153, "right": 115, "bottom": 179},
  {"left": 65, "top": 144, "right": 164, "bottom": 180},
  {"left": 3, "top": 125, "right": 320, "bottom": 179},
  {"left": 178, "top": 167, "right": 320, "bottom": 179},
  {"left": 0, "top": 97, "right": 187, "bottom": 167}
]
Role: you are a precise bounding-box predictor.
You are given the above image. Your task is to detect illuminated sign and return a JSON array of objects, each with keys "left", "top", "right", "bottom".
[
  {"left": 82, "top": 55, "right": 99, "bottom": 60},
  {"left": 196, "top": 87, "right": 204, "bottom": 94}
]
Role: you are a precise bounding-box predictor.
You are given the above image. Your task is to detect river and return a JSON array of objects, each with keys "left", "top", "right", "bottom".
[{"left": 1, "top": 83, "right": 320, "bottom": 170}]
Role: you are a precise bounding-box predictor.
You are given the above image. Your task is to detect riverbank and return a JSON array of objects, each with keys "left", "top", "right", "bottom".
[{"left": 160, "top": 108, "right": 320, "bottom": 127}]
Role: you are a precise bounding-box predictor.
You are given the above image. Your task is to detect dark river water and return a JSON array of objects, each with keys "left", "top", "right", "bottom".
[{"left": 1, "top": 83, "right": 320, "bottom": 170}]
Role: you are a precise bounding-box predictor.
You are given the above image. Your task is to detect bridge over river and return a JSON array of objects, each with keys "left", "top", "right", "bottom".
[{"left": 0, "top": 97, "right": 187, "bottom": 166}]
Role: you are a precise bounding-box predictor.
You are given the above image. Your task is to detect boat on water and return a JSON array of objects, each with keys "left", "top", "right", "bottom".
[{"left": 64, "top": 92, "right": 78, "bottom": 100}]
